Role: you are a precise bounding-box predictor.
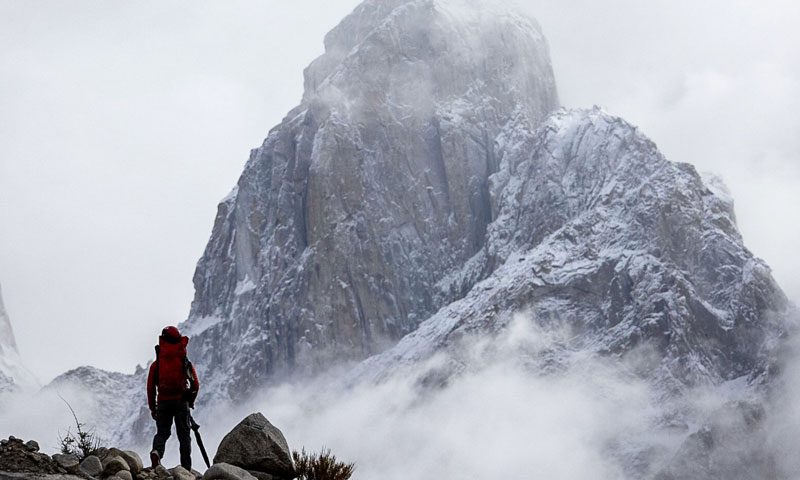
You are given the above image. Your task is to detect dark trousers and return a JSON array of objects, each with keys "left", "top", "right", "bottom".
[{"left": 152, "top": 400, "right": 192, "bottom": 470}]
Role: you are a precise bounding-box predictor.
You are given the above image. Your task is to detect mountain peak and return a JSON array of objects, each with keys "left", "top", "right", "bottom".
[{"left": 303, "top": 0, "right": 557, "bottom": 123}]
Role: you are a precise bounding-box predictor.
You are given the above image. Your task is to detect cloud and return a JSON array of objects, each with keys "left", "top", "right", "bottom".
[{"left": 203, "top": 315, "right": 681, "bottom": 479}]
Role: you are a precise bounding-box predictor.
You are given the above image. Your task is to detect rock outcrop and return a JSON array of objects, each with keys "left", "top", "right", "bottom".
[
  {"left": 0, "top": 436, "right": 193, "bottom": 480},
  {"left": 0, "top": 437, "right": 65, "bottom": 476}
]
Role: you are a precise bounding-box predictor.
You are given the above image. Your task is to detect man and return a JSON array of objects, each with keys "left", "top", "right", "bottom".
[{"left": 147, "top": 326, "right": 200, "bottom": 470}]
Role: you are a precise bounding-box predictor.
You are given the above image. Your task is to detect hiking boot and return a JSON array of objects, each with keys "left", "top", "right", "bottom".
[{"left": 150, "top": 450, "right": 161, "bottom": 469}]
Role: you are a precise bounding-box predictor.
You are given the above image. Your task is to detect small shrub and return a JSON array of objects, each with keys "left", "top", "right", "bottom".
[
  {"left": 56, "top": 395, "right": 103, "bottom": 460},
  {"left": 292, "top": 448, "right": 355, "bottom": 480}
]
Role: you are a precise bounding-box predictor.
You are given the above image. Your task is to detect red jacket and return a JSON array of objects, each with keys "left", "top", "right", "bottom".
[{"left": 147, "top": 335, "right": 200, "bottom": 411}]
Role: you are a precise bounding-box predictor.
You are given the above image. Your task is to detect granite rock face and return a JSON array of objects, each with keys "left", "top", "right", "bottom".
[{"left": 183, "top": 0, "right": 559, "bottom": 402}]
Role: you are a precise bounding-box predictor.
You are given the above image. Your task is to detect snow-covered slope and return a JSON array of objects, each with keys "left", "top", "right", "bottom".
[
  {"left": 0, "top": 282, "right": 38, "bottom": 395},
  {"left": 349, "top": 106, "right": 790, "bottom": 389},
  {"left": 44, "top": 366, "right": 150, "bottom": 444}
]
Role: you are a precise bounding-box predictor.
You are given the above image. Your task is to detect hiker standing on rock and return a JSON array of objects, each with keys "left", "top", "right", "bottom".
[{"left": 147, "top": 326, "right": 200, "bottom": 471}]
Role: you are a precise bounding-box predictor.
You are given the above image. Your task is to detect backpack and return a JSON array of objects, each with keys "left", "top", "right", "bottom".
[{"left": 153, "top": 337, "right": 198, "bottom": 406}]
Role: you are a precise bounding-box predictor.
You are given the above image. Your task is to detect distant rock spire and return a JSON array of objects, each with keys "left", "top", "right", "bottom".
[
  {"left": 0, "top": 282, "right": 19, "bottom": 356},
  {"left": 0, "top": 281, "right": 38, "bottom": 393}
]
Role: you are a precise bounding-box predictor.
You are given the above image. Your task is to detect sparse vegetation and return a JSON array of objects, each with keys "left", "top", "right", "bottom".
[
  {"left": 292, "top": 448, "right": 355, "bottom": 480},
  {"left": 56, "top": 394, "right": 103, "bottom": 460}
]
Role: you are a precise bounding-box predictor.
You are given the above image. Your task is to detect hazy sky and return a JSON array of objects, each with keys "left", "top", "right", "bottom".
[{"left": 1, "top": 0, "right": 798, "bottom": 383}]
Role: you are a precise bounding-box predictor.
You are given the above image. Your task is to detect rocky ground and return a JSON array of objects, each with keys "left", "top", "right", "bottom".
[{"left": 0, "top": 413, "right": 298, "bottom": 480}]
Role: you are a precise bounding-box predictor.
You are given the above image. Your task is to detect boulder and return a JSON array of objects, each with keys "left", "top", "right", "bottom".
[
  {"left": 108, "top": 449, "right": 142, "bottom": 475},
  {"left": 115, "top": 471, "right": 133, "bottom": 480},
  {"left": 213, "top": 414, "right": 294, "bottom": 479},
  {"left": 202, "top": 464, "right": 257, "bottom": 480},
  {"left": 245, "top": 471, "right": 273, "bottom": 480},
  {"left": 23, "top": 441, "right": 39, "bottom": 452},
  {"left": 52, "top": 454, "right": 80, "bottom": 474},
  {"left": 154, "top": 465, "right": 172, "bottom": 480},
  {"left": 169, "top": 466, "right": 195, "bottom": 480},
  {"left": 79, "top": 456, "right": 103, "bottom": 477},
  {"left": 93, "top": 448, "right": 110, "bottom": 461},
  {"left": 102, "top": 456, "right": 130, "bottom": 476}
]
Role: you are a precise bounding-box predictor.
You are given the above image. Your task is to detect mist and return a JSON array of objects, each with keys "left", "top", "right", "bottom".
[
  {"left": 3, "top": 311, "right": 800, "bottom": 478},
  {"left": 193, "top": 316, "right": 733, "bottom": 479}
]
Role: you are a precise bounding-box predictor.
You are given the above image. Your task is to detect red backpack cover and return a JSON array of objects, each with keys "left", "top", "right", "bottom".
[
  {"left": 156, "top": 335, "right": 189, "bottom": 398},
  {"left": 147, "top": 334, "right": 200, "bottom": 410}
]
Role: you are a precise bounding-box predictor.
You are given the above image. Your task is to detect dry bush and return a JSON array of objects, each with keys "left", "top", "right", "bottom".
[
  {"left": 292, "top": 448, "right": 355, "bottom": 480},
  {"left": 56, "top": 395, "right": 103, "bottom": 460}
]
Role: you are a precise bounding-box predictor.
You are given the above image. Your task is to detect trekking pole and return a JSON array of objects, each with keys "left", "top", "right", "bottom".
[{"left": 189, "top": 414, "right": 212, "bottom": 469}]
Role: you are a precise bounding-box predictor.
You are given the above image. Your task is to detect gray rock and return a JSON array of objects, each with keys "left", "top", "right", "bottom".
[
  {"left": 101, "top": 456, "right": 129, "bottom": 476},
  {"left": 52, "top": 454, "right": 80, "bottom": 474},
  {"left": 0, "top": 473, "right": 85, "bottom": 480},
  {"left": 169, "top": 466, "right": 194, "bottom": 480},
  {"left": 108, "top": 449, "right": 142, "bottom": 475},
  {"left": 23, "top": 441, "right": 38, "bottom": 452},
  {"left": 79, "top": 456, "right": 103, "bottom": 478},
  {"left": 245, "top": 471, "right": 273, "bottom": 480},
  {"left": 654, "top": 401, "right": 777, "bottom": 480},
  {"left": 154, "top": 465, "right": 172, "bottom": 480},
  {"left": 93, "top": 448, "right": 110, "bottom": 461},
  {"left": 114, "top": 471, "right": 133, "bottom": 480},
  {"left": 201, "top": 464, "right": 257, "bottom": 480},
  {"left": 213, "top": 414, "right": 294, "bottom": 478}
]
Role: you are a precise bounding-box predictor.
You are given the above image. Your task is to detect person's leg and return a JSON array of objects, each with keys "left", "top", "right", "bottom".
[
  {"left": 151, "top": 402, "right": 175, "bottom": 465},
  {"left": 174, "top": 402, "right": 193, "bottom": 470}
]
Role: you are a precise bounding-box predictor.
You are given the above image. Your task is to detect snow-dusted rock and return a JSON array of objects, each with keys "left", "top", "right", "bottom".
[
  {"left": 350, "top": 107, "right": 791, "bottom": 389},
  {"left": 0, "top": 283, "right": 38, "bottom": 395},
  {"left": 44, "top": 366, "right": 149, "bottom": 445}
]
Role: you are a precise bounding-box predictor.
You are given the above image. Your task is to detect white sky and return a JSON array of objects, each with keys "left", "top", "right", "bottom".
[{"left": 1, "top": 0, "right": 798, "bottom": 383}]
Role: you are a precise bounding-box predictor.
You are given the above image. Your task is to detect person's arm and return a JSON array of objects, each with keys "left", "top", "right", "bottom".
[
  {"left": 190, "top": 364, "right": 200, "bottom": 393},
  {"left": 147, "top": 363, "right": 157, "bottom": 418}
]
